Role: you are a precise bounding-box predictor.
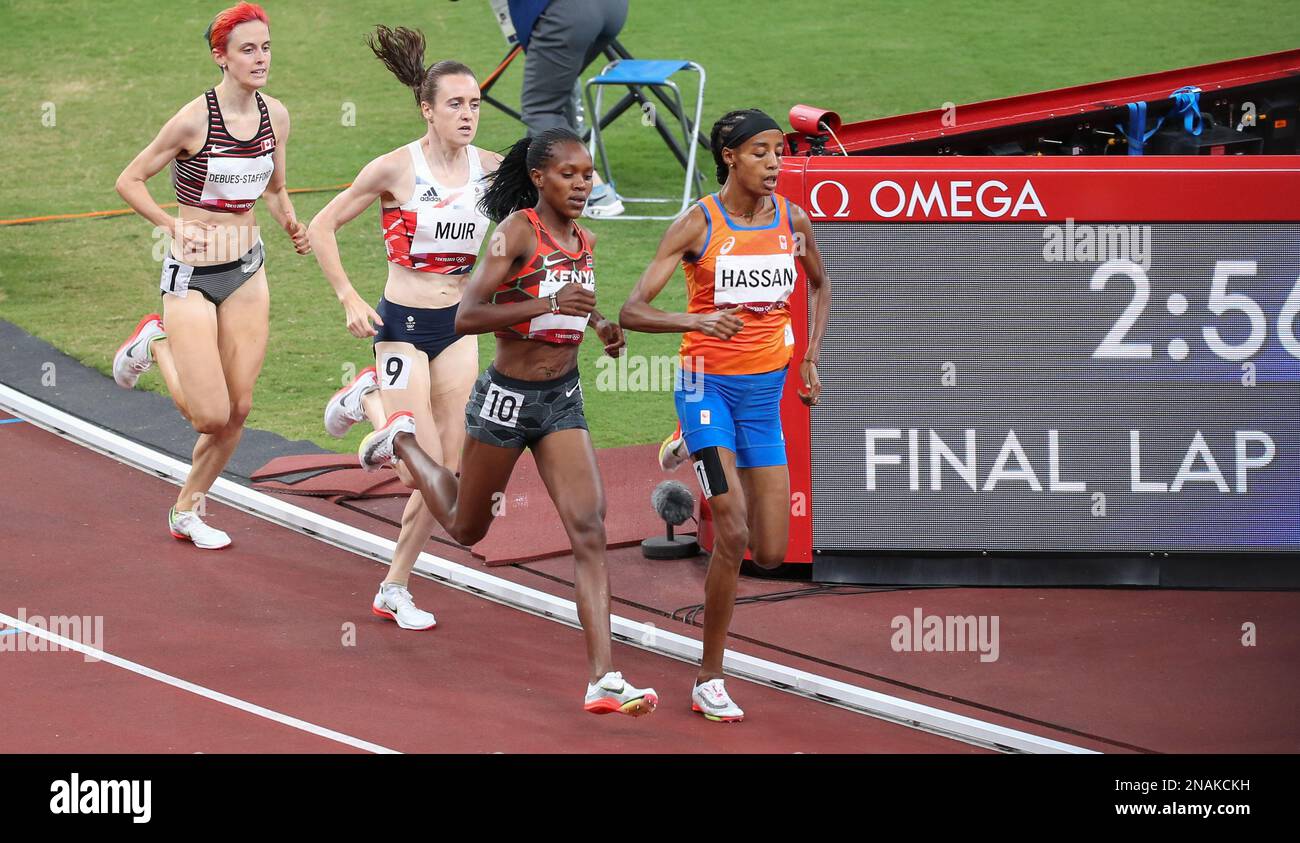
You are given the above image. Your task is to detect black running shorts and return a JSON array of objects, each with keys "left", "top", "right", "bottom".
[{"left": 465, "top": 365, "right": 588, "bottom": 449}]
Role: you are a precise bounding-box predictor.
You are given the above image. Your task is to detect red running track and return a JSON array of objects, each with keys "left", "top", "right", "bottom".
[{"left": 0, "top": 416, "right": 978, "bottom": 754}]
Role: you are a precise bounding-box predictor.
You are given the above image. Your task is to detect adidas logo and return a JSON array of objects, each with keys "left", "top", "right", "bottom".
[{"left": 419, "top": 187, "right": 439, "bottom": 202}]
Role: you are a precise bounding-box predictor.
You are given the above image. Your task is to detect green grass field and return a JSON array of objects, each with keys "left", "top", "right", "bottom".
[{"left": 1, "top": 0, "right": 1297, "bottom": 450}]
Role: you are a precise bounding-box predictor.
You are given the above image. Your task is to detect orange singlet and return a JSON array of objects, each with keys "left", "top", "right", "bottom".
[{"left": 679, "top": 193, "right": 799, "bottom": 375}]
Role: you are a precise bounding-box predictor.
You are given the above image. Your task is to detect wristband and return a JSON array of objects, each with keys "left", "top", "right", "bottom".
[{"left": 549, "top": 293, "right": 560, "bottom": 314}]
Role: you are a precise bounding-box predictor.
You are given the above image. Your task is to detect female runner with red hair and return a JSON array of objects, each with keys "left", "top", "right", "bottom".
[{"left": 113, "top": 2, "right": 310, "bottom": 549}]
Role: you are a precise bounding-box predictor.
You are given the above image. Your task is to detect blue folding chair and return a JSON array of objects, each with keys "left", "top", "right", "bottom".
[{"left": 584, "top": 59, "right": 707, "bottom": 220}]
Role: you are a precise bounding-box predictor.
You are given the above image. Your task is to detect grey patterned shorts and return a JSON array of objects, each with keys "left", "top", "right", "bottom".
[
  {"left": 162, "top": 241, "right": 265, "bottom": 307},
  {"left": 465, "top": 365, "right": 588, "bottom": 450}
]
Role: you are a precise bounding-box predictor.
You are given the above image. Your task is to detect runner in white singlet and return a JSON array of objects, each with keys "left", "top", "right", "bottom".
[{"left": 308, "top": 26, "right": 501, "bottom": 629}]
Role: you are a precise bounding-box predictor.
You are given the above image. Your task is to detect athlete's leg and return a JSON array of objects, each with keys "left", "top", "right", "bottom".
[
  {"left": 730, "top": 368, "right": 791, "bottom": 570},
  {"left": 737, "top": 466, "right": 790, "bottom": 569},
  {"left": 383, "top": 334, "right": 477, "bottom": 583},
  {"left": 175, "top": 270, "right": 269, "bottom": 511},
  {"left": 392, "top": 432, "right": 521, "bottom": 547},
  {"left": 695, "top": 447, "right": 748, "bottom": 683},
  {"left": 531, "top": 427, "right": 613, "bottom": 683},
  {"left": 150, "top": 337, "right": 192, "bottom": 422},
  {"left": 427, "top": 334, "right": 478, "bottom": 475},
  {"left": 157, "top": 291, "right": 227, "bottom": 435},
  {"left": 372, "top": 341, "right": 441, "bottom": 588},
  {"left": 361, "top": 389, "right": 386, "bottom": 428}
]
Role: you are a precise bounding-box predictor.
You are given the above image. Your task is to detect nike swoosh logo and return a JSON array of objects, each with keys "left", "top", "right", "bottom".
[
  {"left": 209, "top": 146, "right": 240, "bottom": 155},
  {"left": 542, "top": 254, "right": 569, "bottom": 268},
  {"left": 565, "top": 383, "right": 580, "bottom": 398}
]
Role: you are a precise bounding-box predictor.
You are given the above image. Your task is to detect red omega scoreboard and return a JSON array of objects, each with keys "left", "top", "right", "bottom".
[{"left": 767, "top": 49, "right": 1300, "bottom": 587}]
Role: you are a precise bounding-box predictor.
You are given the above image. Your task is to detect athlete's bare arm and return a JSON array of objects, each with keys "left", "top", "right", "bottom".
[
  {"left": 454, "top": 212, "right": 594, "bottom": 335},
  {"left": 260, "top": 95, "right": 309, "bottom": 254},
  {"left": 789, "top": 202, "right": 830, "bottom": 405},
  {"left": 618, "top": 205, "right": 743, "bottom": 340},
  {"left": 307, "top": 151, "right": 405, "bottom": 337},
  {"left": 115, "top": 98, "right": 211, "bottom": 250},
  {"left": 570, "top": 228, "right": 624, "bottom": 356}
]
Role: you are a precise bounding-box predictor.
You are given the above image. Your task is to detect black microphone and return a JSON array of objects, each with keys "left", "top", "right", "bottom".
[{"left": 642, "top": 481, "right": 700, "bottom": 559}]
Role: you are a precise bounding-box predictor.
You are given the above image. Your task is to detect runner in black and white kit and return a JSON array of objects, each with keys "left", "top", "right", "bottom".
[{"left": 112, "top": 2, "right": 311, "bottom": 550}]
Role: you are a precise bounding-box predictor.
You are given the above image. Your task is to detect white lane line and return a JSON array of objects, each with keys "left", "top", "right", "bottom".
[
  {"left": 0, "top": 610, "right": 400, "bottom": 755},
  {"left": 0, "top": 381, "right": 1095, "bottom": 753}
]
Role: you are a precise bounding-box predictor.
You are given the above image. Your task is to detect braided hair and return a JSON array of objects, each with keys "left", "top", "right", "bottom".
[
  {"left": 710, "top": 109, "right": 765, "bottom": 184},
  {"left": 478, "top": 128, "right": 585, "bottom": 223}
]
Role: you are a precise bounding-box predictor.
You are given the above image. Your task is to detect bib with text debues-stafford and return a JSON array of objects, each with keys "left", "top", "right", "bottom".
[
  {"left": 172, "top": 89, "right": 278, "bottom": 214},
  {"left": 199, "top": 152, "right": 275, "bottom": 209},
  {"left": 383, "top": 142, "right": 490, "bottom": 275}
]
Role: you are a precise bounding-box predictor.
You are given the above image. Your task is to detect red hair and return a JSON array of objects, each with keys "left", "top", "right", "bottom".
[{"left": 205, "top": 2, "right": 269, "bottom": 51}]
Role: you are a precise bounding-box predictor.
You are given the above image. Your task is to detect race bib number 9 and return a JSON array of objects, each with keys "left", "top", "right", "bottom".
[
  {"left": 160, "top": 255, "right": 194, "bottom": 298},
  {"left": 379, "top": 353, "right": 413, "bottom": 390},
  {"left": 480, "top": 382, "right": 524, "bottom": 428}
]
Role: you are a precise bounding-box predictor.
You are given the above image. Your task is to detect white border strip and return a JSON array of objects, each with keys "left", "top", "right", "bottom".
[
  {"left": 0, "top": 610, "right": 398, "bottom": 754},
  {"left": 0, "top": 383, "right": 1095, "bottom": 754}
]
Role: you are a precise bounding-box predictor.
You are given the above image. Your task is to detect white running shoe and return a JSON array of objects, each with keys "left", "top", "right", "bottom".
[
  {"left": 691, "top": 678, "right": 744, "bottom": 722},
  {"left": 168, "top": 507, "right": 231, "bottom": 550},
  {"left": 371, "top": 582, "right": 437, "bottom": 631},
  {"left": 113, "top": 314, "right": 165, "bottom": 389},
  {"left": 582, "top": 182, "right": 625, "bottom": 218},
  {"left": 658, "top": 421, "right": 688, "bottom": 471},
  {"left": 324, "top": 366, "right": 378, "bottom": 437},
  {"left": 358, "top": 411, "right": 416, "bottom": 472},
  {"left": 583, "top": 671, "right": 658, "bottom": 716}
]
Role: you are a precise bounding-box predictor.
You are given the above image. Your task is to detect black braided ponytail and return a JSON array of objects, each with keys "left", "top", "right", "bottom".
[{"left": 478, "top": 128, "right": 585, "bottom": 223}]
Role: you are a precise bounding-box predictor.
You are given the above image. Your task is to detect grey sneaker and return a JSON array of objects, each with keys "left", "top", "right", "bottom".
[{"left": 583, "top": 182, "right": 625, "bottom": 218}]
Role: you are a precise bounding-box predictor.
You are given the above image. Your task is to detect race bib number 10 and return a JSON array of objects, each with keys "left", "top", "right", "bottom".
[{"left": 480, "top": 382, "right": 524, "bottom": 428}]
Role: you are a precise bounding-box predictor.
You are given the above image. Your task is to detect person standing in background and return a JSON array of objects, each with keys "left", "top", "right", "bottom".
[{"left": 508, "top": 0, "right": 629, "bottom": 217}]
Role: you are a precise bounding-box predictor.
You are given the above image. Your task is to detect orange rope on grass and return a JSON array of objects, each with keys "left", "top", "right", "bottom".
[
  {"left": 481, "top": 45, "right": 522, "bottom": 90},
  {"left": 0, "top": 183, "right": 353, "bottom": 227}
]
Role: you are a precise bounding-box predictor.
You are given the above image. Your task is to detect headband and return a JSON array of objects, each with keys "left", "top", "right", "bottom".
[{"left": 724, "top": 111, "right": 783, "bottom": 149}]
